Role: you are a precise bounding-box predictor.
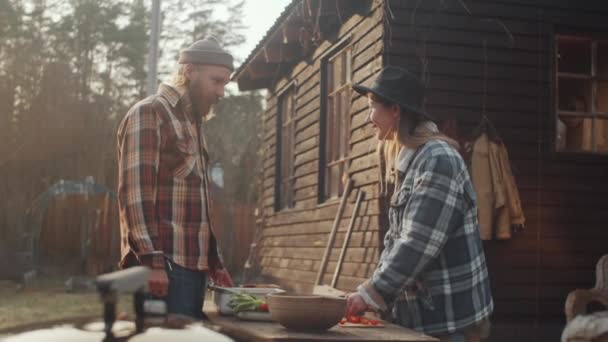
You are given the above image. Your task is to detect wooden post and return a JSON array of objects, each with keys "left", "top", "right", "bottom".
[
  {"left": 314, "top": 179, "right": 353, "bottom": 286},
  {"left": 331, "top": 190, "right": 364, "bottom": 288},
  {"left": 146, "top": 0, "right": 161, "bottom": 95}
]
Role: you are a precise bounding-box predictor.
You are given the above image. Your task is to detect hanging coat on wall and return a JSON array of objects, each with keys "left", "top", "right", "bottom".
[{"left": 467, "top": 132, "right": 525, "bottom": 240}]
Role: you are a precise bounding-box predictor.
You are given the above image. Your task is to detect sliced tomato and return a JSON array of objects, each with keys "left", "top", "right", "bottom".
[
  {"left": 348, "top": 315, "right": 361, "bottom": 324},
  {"left": 370, "top": 319, "right": 380, "bottom": 326},
  {"left": 360, "top": 317, "right": 370, "bottom": 325},
  {"left": 340, "top": 318, "right": 347, "bottom": 325}
]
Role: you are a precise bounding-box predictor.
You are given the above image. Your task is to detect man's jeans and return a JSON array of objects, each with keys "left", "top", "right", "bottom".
[{"left": 162, "top": 258, "right": 208, "bottom": 319}]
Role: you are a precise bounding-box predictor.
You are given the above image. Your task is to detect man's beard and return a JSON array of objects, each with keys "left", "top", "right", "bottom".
[{"left": 188, "top": 82, "right": 212, "bottom": 119}]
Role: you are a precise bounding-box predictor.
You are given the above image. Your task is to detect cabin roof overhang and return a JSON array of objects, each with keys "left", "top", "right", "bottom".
[{"left": 233, "top": 0, "right": 371, "bottom": 91}]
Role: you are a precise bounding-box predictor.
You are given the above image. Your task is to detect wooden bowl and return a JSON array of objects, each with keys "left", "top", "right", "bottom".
[{"left": 266, "top": 293, "right": 346, "bottom": 331}]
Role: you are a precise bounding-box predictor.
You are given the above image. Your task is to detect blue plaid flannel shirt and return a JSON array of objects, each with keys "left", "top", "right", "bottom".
[{"left": 358, "top": 139, "right": 493, "bottom": 336}]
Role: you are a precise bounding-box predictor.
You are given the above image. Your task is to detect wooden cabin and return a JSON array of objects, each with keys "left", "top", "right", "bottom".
[{"left": 233, "top": 1, "right": 608, "bottom": 340}]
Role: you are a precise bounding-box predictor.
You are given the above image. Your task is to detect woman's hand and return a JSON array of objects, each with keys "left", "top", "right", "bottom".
[{"left": 346, "top": 292, "right": 370, "bottom": 317}]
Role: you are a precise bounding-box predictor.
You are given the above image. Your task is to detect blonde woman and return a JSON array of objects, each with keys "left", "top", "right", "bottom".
[{"left": 346, "top": 66, "right": 493, "bottom": 342}]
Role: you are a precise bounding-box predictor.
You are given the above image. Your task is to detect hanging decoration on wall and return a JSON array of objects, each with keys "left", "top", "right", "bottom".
[{"left": 466, "top": 116, "right": 525, "bottom": 240}]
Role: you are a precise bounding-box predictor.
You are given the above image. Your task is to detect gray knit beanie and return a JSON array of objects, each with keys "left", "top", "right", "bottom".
[{"left": 178, "top": 37, "right": 234, "bottom": 71}]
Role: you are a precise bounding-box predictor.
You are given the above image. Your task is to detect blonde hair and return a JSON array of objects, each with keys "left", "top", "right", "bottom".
[
  {"left": 170, "top": 64, "right": 208, "bottom": 90},
  {"left": 370, "top": 93, "right": 459, "bottom": 196},
  {"left": 170, "top": 64, "right": 189, "bottom": 90}
]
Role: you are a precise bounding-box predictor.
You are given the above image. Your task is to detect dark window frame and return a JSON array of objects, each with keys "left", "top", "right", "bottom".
[
  {"left": 555, "top": 33, "right": 608, "bottom": 155},
  {"left": 275, "top": 85, "right": 296, "bottom": 211},
  {"left": 319, "top": 41, "right": 353, "bottom": 203}
]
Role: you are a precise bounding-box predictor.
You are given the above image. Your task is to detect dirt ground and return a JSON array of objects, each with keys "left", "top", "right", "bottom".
[{"left": 0, "top": 276, "right": 134, "bottom": 331}]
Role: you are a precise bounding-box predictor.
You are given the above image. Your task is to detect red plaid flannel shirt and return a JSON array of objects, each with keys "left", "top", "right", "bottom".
[{"left": 117, "top": 83, "right": 222, "bottom": 271}]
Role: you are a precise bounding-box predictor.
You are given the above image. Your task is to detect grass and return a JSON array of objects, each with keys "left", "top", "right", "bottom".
[{"left": 0, "top": 277, "right": 134, "bottom": 331}]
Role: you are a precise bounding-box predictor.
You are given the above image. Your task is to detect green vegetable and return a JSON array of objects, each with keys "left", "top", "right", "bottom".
[{"left": 228, "top": 293, "right": 266, "bottom": 313}]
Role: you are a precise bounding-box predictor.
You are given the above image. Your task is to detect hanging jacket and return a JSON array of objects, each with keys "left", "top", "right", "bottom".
[{"left": 468, "top": 133, "right": 525, "bottom": 240}]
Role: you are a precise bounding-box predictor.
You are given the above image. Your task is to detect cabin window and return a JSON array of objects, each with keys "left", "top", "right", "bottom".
[
  {"left": 319, "top": 45, "right": 352, "bottom": 202},
  {"left": 556, "top": 34, "right": 608, "bottom": 154},
  {"left": 275, "top": 87, "right": 295, "bottom": 211}
]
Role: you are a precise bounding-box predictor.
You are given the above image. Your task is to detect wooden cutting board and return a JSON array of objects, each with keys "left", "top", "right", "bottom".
[{"left": 339, "top": 322, "right": 385, "bottom": 328}]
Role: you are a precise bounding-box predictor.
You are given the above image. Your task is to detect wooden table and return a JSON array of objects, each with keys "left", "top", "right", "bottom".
[{"left": 203, "top": 305, "right": 437, "bottom": 342}]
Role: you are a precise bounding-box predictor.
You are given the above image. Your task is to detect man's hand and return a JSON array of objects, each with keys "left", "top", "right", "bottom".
[
  {"left": 209, "top": 268, "right": 234, "bottom": 287},
  {"left": 148, "top": 268, "right": 169, "bottom": 297},
  {"left": 346, "top": 292, "right": 370, "bottom": 317}
]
